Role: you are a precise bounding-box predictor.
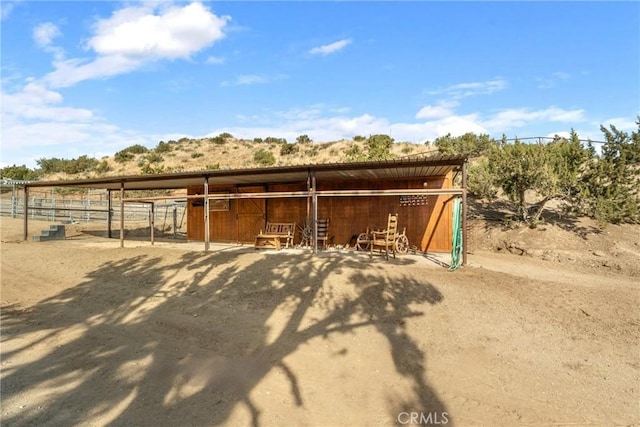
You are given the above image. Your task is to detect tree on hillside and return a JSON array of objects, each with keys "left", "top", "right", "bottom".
[
  {"left": 434, "top": 132, "right": 495, "bottom": 157},
  {"left": 472, "top": 133, "right": 589, "bottom": 225},
  {"left": 578, "top": 120, "right": 640, "bottom": 224},
  {"left": 0, "top": 164, "right": 40, "bottom": 180},
  {"left": 366, "top": 134, "right": 395, "bottom": 160},
  {"left": 296, "top": 134, "right": 312, "bottom": 144}
]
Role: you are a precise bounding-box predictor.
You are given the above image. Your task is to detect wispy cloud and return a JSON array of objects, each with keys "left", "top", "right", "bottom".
[
  {"left": 220, "top": 73, "right": 288, "bottom": 87},
  {"left": 415, "top": 101, "right": 459, "bottom": 120},
  {"left": 0, "top": 82, "right": 155, "bottom": 167},
  {"left": 427, "top": 78, "right": 507, "bottom": 99},
  {"left": 309, "top": 39, "right": 352, "bottom": 56},
  {"left": 205, "top": 55, "right": 225, "bottom": 65},
  {"left": 43, "top": 2, "right": 230, "bottom": 88},
  {"left": 0, "top": 1, "right": 18, "bottom": 21},
  {"left": 33, "top": 22, "right": 61, "bottom": 48},
  {"left": 481, "top": 106, "right": 585, "bottom": 130},
  {"left": 215, "top": 100, "right": 590, "bottom": 146},
  {"left": 536, "top": 71, "right": 571, "bottom": 89},
  {"left": 221, "top": 74, "right": 268, "bottom": 87}
]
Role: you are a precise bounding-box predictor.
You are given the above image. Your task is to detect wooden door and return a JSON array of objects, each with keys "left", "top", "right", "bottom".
[{"left": 236, "top": 186, "right": 266, "bottom": 243}]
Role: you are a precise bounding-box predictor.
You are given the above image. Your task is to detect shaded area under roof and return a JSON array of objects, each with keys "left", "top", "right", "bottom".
[{"left": 24, "top": 154, "right": 467, "bottom": 191}]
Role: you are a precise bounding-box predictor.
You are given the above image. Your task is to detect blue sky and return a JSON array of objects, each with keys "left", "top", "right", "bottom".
[{"left": 1, "top": 1, "right": 639, "bottom": 168}]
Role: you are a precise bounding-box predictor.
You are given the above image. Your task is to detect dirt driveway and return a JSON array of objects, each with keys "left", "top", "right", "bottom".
[{"left": 1, "top": 218, "right": 638, "bottom": 426}]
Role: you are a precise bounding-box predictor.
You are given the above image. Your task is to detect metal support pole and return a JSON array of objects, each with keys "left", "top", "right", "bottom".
[
  {"left": 150, "top": 203, "right": 155, "bottom": 245},
  {"left": 11, "top": 184, "right": 16, "bottom": 218},
  {"left": 462, "top": 161, "right": 468, "bottom": 266},
  {"left": 312, "top": 172, "right": 318, "bottom": 254},
  {"left": 23, "top": 186, "right": 29, "bottom": 240},
  {"left": 107, "top": 190, "right": 112, "bottom": 238},
  {"left": 51, "top": 188, "right": 56, "bottom": 222},
  {"left": 173, "top": 205, "right": 177, "bottom": 238},
  {"left": 120, "top": 182, "right": 125, "bottom": 248},
  {"left": 204, "top": 176, "right": 210, "bottom": 251}
]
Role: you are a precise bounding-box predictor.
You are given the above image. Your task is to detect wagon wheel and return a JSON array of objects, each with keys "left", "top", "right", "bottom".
[
  {"left": 395, "top": 234, "right": 409, "bottom": 254},
  {"left": 355, "top": 233, "right": 370, "bottom": 251}
]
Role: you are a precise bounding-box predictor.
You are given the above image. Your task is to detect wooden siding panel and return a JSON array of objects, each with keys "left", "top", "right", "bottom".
[{"left": 187, "top": 176, "right": 454, "bottom": 252}]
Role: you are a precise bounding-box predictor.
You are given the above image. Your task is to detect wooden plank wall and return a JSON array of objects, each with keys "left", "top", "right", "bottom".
[{"left": 186, "top": 173, "right": 454, "bottom": 252}]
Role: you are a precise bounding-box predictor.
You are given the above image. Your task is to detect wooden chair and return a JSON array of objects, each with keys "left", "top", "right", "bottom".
[
  {"left": 315, "top": 218, "right": 332, "bottom": 250},
  {"left": 370, "top": 213, "right": 399, "bottom": 260}
]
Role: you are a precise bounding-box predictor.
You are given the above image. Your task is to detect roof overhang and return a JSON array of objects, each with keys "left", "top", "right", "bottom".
[{"left": 23, "top": 154, "right": 467, "bottom": 191}]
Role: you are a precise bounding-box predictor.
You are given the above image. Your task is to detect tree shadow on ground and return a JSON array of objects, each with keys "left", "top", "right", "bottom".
[
  {"left": 1, "top": 249, "right": 447, "bottom": 426},
  {"left": 469, "top": 197, "right": 603, "bottom": 239}
]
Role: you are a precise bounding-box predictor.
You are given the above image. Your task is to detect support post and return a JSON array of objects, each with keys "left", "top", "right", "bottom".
[
  {"left": 23, "top": 186, "right": 29, "bottom": 240},
  {"left": 120, "top": 182, "right": 125, "bottom": 248},
  {"left": 306, "top": 171, "right": 311, "bottom": 243},
  {"left": 311, "top": 172, "right": 318, "bottom": 254},
  {"left": 107, "top": 190, "right": 112, "bottom": 238},
  {"left": 150, "top": 203, "right": 155, "bottom": 245},
  {"left": 173, "top": 205, "right": 177, "bottom": 238},
  {"left": 462, "top": 161, "right": 468, "bottom": 266},
  {"left": 11, "top": 183, "right": 16, "bottom": 218},
  {"left": 204, "top": 176, "right": 210, "bottom": 251}
]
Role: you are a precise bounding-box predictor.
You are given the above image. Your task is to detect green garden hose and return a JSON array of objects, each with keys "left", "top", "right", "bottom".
[{"left": 449, "top": 198, "right": 463, "bottom": 271}]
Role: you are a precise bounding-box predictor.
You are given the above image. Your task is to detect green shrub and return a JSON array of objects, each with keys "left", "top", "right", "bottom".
[
  {"left": 254, "top": 149, "right": 276, "bottom": 166},
  {"left": 280, "top": 143, "right": 299, "bottom": 156}
]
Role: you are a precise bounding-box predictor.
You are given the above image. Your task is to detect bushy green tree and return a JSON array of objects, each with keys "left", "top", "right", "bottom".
[
  {"left": 578, "top": 120, "right": 640, "bottom": 224},
  {"left": 434, "top": 132, "right": 494, "bottom": 157},
  {"left": 114, "top": 144, "right": 148, "bottom": 163},
  {"left": 36, "top": 155, "right": 99, "bottom": 175},
  {"left": 296, "top": 134, "right": 312, "bottom": 144},
  {"left": 0, "top": 164, "right": 40, "bottom": 180},
  {"left": 254, "top": 148, "right": 276, "bottom": 166},
  {"left": 280, "top": 143, "right": 299, "bottom": 156},
  {"left": 486, "top": 134, "right": 589, "bottom": 224},
  {"left": 345, "top": 144, "right": 365, "bottom": 161},
  {"left": 156, "top": 141, "right": 173, "bottom": 153},
  {"left": 365, "top": 134, "right": 395, "bottom": 160}
]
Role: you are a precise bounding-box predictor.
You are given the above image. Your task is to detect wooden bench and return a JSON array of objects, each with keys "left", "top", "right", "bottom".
[{"left": 255, "top": 222, "right": 296, "bottom": 250}]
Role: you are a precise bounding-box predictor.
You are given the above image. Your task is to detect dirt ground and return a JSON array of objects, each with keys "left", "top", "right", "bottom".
[{"left": 1, "top": 216, "right": 638, "bottom": 426}]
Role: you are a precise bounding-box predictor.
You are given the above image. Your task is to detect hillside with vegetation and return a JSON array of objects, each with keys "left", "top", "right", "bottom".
[
  {"left": 1, "top": 134, "right": 427, "bottom": 182},
  {"left": 2, "top": 120, "right": 639, "bottom": 227}
]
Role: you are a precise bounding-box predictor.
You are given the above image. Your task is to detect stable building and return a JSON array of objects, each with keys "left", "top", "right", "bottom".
[{"left": 20, "top": 153, "right": 468, "bottom": 263}]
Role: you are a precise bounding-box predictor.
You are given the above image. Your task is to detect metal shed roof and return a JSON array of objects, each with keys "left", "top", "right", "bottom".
[{"left": 24, "top": 153, "right": 467, "bottom": 191}]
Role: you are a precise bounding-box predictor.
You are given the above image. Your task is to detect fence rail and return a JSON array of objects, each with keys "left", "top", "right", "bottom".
[{"left": 0, "top": 196, "right": 187, "bottom": 233}]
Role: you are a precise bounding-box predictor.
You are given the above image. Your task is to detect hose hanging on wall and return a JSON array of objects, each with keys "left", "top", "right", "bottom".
[{"left": 449, "top": 198, "right": 463, "bottom": 271}]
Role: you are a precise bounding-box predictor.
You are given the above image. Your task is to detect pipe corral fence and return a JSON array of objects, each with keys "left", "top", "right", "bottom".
[{"left": 0, "top": 181, "right": 187, "bottom": 237}]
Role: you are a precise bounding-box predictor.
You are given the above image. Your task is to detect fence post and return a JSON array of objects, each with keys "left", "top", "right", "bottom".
[
  {"left": 173, "top": 205, "right": 177, "bottom": 238},
  {"left": 51, "top": 188, "right": 56, "bottom": 222}
]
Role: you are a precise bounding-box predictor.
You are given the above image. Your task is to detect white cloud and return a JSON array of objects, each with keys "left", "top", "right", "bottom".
[
  {"left": 600, "top": 116, "right": 637, "bottom": 131},
  {"left": 0, "top": 1, "right": 16, "bottom": 21},
  {"left": 309, "top": 39, "right": 351, "bottom": 56},
  {"left": 33, "top": 22, "right": 61, "bottom": 48},
  {"left": 220, "top": 73, "right": 288, "bottom": 87},
  {"left": 2, "top": 82, "right": 93, "bottom": 122},
  {"left": 0, "top": 83, "right": 155, "bottom": 167},
  {"left": 536, "top": 71, "right": 571, "bottom": 89},
  {"left": 209, "top": 101, "right": 592, "bottom": 146},
  {"left": 87, "top": 3, "right": 228, "bottom": 59},
  {"left": 481, "top": 106, "right": 586, "bottom": 130},
  {"left": 220, "top": 74, "right": 267, "bottom": 86},
  {"left": 427, "top": 78, "right": 507, "bottom": 99},
  {"left": 43, "top": 2, "right": 230, "bottom": 88},
  {"left": 415, "top": 101, "right": 459, "bottom": 119},
  {"left": 205, "top": 55, "right": 225, "bottom": 65}
]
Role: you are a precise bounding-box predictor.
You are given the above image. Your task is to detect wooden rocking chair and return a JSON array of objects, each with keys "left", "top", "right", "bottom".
[
  {"left": 370, "top": 213, "right": 399, "bottom": 260},
  {"left": 315, "top": 218, "right": 332, "bottom": 250}
]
